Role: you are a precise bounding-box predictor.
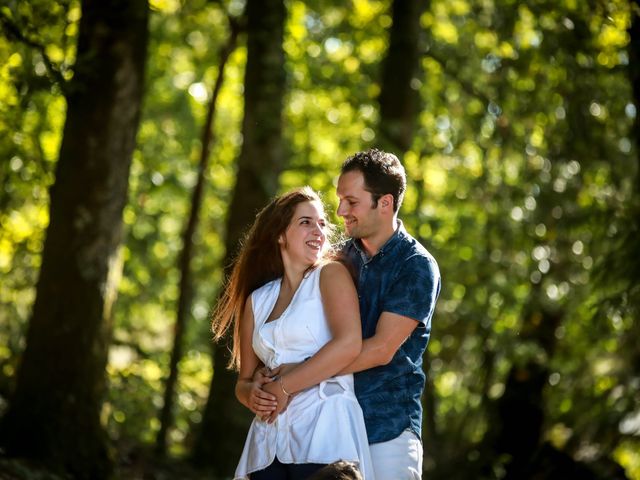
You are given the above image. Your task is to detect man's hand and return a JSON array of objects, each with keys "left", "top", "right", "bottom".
[
  {"left": 253, "top": 365, "right": 279, "bottom": 382},
  {"left": 273, "top": 363, "right": 298, "bottom": 377}
]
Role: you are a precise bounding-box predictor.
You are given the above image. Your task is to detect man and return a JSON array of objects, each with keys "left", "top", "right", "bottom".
[
  {"left": 336, "top": 148, "right": 440, "bottom": 480},
  {"left": 249, "top": 148, "right": 440, "bottom": 479}
]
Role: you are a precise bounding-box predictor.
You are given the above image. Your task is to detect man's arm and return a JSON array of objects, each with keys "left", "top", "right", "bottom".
[
  {"left": 339, "top": 311, "right": 418, "bottom": 374},
  {"left": 342, "top": 252, "right": 440, "bottom": 375}
]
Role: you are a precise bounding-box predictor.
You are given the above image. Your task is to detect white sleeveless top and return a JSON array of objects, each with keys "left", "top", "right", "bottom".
[{"left": 234, "top": 266, "right": 375, "bottom": 479}]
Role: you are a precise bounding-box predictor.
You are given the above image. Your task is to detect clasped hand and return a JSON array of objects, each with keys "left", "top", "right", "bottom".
[{"left": 250, "top": 364, "right": 296, "bottom": 423}]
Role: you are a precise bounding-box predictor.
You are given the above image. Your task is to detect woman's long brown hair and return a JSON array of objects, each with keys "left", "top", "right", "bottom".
[{"left": 211, "top": 186, "right": 331, "bottom": 370}]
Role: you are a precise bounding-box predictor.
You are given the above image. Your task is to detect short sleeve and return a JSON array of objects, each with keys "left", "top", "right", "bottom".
[{"left": 381, "top": 254, "right": 441, "bottom": 326}]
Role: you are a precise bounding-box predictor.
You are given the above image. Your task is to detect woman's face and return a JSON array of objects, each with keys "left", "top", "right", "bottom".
[{"left": 280, "top": 200, "right": 328, "bottom": 266}]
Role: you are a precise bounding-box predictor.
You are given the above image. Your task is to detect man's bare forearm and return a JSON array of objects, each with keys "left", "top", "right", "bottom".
[{"left": 338, "top": 337, "right": 391, "bottom": 375}]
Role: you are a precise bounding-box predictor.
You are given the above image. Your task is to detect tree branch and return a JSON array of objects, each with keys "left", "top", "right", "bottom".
[{"left": 0, "top": 9, "right": 68, "bottom": 90}]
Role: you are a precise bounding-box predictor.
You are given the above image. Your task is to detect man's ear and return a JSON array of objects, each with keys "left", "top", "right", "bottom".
[{"left": 380, "top": 194, "right": 393, "bottom": 212}]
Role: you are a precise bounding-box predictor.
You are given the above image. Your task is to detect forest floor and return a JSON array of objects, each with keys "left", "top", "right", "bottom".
[{"left": 0, "top": 449, "right": 220, "bottom": 480}]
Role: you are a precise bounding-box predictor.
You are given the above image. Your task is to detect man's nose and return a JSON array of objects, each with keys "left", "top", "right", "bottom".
[{"left": 337, "top": 201, "right": 346, "bottom": 216}]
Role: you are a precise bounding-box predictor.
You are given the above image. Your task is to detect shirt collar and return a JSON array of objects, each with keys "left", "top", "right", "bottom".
[{"left": 352, "top": 219, "right": 406, "bottom": 260}]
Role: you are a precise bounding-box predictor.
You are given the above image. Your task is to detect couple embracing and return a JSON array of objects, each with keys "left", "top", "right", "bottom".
[{"left": 212, "top": 149, "right": 441, "bottom": 480}]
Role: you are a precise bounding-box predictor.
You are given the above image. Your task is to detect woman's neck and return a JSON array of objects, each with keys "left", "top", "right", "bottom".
[
  {"left": 281, "top": 270, "right": 303, "bottom": 293},
  {"left": 280, "top": 256, "right": 310, "bottom": 292}
]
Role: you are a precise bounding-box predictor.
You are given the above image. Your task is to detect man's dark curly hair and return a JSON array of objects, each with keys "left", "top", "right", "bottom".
[{"left": 340, "top": 148, "right": 406, "bottom": 213}]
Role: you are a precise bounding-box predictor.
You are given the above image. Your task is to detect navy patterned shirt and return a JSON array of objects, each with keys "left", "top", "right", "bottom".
[{"left": 342, "top": 221, "right": 440, "bottom": 444}]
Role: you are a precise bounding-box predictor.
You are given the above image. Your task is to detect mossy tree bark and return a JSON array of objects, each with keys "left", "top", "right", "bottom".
[{"left": 0, "top": 1, "right": 149, "bottom": 478}]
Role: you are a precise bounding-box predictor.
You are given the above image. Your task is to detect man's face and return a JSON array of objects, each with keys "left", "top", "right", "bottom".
[{"left": 336, "top": 170, "right": 381, "bottom": 239}]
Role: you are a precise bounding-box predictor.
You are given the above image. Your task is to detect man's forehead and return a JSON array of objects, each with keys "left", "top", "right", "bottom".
[
  {"left": 338, "top": 171, "right": 367, "bottom": 190},
  {"left": 337, "top": 185, "right": 364, "bottom": 195},
  {"left": 337, "top": 191, "right": 363, "bottom": 199}
]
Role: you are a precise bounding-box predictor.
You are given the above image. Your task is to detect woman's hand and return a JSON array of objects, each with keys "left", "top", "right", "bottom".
[
  {"left": 262, "top": 376, "right": 293, "bottom": 423},
  {"left": 236, "top": 371, "right": 278, "bottom": 417}
]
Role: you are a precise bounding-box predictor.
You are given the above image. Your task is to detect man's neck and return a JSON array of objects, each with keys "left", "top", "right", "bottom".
[{"left": 360, "top": 219, "right": 398, "bottom": 257}]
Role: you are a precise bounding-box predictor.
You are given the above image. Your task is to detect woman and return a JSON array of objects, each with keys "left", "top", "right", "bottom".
[{"left": 212, "top": 187, "right": 373, "bottom": 480}]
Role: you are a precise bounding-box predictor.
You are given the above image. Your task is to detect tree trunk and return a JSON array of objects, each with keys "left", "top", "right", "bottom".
[
  {"left": 628, "top": 0, "right": 640, "bottom": 362},
  {"left": 619, "top": 0, "right": 640, "bottom": 397},
  {"left": 412, "top": 171, "right": 440, "bottom": 466},
  {"left": 376, "top": 0, "right": 432, "bottom": 464},
  {"left": 629, "top": 0, "right": 640, "bottom": 178},
  {"left": 154, "top": 16, "right": 241, "bottom": 458},
  {"left": 191, "top": 0, "right": 287, "bottom": 475},
  {"left": 0, "top": 1, "right": 149, "bottom": 478},
  {"left": 377, "top": 0, "right": 428, "bottom": 153},
  {"left": 491, "top": 302, "right": 563, "bottom": 479}
]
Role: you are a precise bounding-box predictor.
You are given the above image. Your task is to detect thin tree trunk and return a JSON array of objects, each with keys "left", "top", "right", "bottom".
[
  {"left": 377, "top": 0, "right": 428, "bottom": 153},
  {"left": 376, "top": 0, "right": 431, "bottom": 465},
  {"left": 375, "top": 1, "right": 432, "bottom": 474},
  {"left": 191, "top": 0, "right": 287, "bottom": 475},
  {"left": 0, "top": 1, "right": 149, "bottom": 478},
  {"left": 154, "top": 16, "right": 242, "bottom": 457},
  {"left": 621, "top": 0, "right": 640, "bottom": 390},
  {"left": 413, "top": 170, "right": 440, "bottom": 465},
  {"left": 629, "top": 1, "right": 640, "bottom": 181},
  {"left": 491, "top": 300, "right": 563, "bottom": 479}
]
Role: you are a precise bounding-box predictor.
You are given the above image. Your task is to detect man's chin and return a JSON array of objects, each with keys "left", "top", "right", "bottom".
[{"left": 346, "top": 228, "right": 360, "bottom": 239}]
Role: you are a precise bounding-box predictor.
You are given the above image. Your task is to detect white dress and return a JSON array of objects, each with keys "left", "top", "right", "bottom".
[{"left": 234, "top": 266, "right": 375, "bottom": 480}]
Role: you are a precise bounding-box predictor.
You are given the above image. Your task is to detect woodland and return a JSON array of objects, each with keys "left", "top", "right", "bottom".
[{"left": 0, "top": 0, "right": 639, "bottom": 479}]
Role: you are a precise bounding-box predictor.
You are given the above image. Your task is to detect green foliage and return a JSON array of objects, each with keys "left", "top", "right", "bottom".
[
  {"left": 0, "top": 0, "right": 76, "bottom": 399},
  {"left": 401, "top": 0, "right": 639, "bottom": 475},
  {"left": 0, "top": 0, "right": 638, "bottom": 477},
  {"left": 280, "top": 0, "right": 389, "bottom": 202},
  {"left": 106, "top": 0, "right": 244, "bottom": 454}
]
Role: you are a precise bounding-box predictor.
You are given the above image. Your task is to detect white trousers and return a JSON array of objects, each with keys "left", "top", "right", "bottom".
[{"left": 369, "top": 429, "right": 423, "bottom": 480}]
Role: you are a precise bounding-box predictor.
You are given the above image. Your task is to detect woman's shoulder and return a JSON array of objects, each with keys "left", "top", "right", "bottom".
[{"left": 318, "top": 260, "right": 351, "bottom": 281}]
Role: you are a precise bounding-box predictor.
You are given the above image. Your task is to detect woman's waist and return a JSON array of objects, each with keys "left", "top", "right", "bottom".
[
  {"left": 263, "top": 350, "right": 325, "bottom": 370},
  {"left": 251, "top": 375, "right": 361, "bottom": 428},
  {"left": 291, "top": 374, "right": 356, "bottom": 404}
]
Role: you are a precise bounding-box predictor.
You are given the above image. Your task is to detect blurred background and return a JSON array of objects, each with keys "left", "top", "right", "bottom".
[{"left": 0, "top": 0, "right": 639, "bottom": 478}]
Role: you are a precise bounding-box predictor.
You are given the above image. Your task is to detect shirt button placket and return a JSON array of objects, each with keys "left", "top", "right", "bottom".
[{"left": 274, "top": 313, "right": 284, "bottom": 366}]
